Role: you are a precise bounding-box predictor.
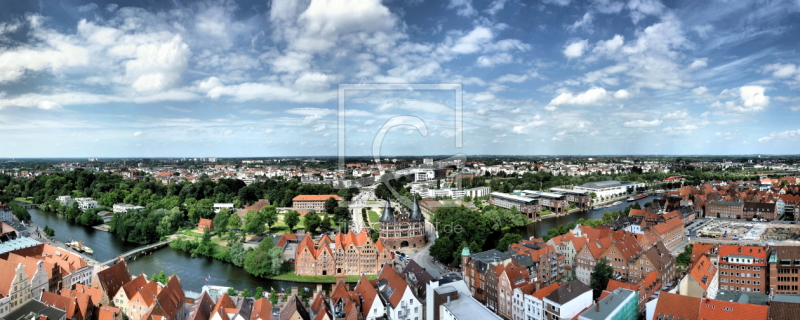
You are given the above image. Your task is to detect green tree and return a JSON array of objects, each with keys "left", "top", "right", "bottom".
[
  {"left": 156, "top": 207, "right": 183, "bottom": 236},
  {"left": 150, "top": 271, "right": 168, "bottom": 284},
  {"left": 227, "top": 287, "right": 237, "bottom": 296},
  {"left": 244, "top": 210, "right": 266, "bottom": 235},
  {"left": 213, "top": 209, "right": 230, "bottom": 234},
  {"left": 323, "top": 197, "right": 338, "bottom": 216},
  {"left": 591, "top": 257, "right": 614, "bottom": 299},
  {"left": 193, "top": 229, "right": 215, "bottom": 257},
  {"left": 269, "top": 290, "right": 278, "bottom": 305},
  {"left": 43, "top": 225, "right": 55, "bottom": 237},
  {"left": 676, "top": 244, "right": 693, "bottom": 266},
  {"left": 229, "top": 240, "right": 247, "bottom": 267},
  {"left": 227, "top": 213, "right": 242, "bottom": 230},
  {"left": 8, "top": 202, "right": 31, "bottom": 221},
  {"left": 254, "top": 287, "right": 264, "bottom": 299},
  {"left": 284, "top": 210, "right": 300, "bottom": 231},
  {"left": 496, "top": 233, "right": 522, "bottom": 252},
  {"left": 244, "top": 239, "right": 283, "bottom": 277},
  {"left": 241, "top": 288, "right": 251, "bottom": 298},
  {"left": 261, "top": 206, "right": 278, "bottom": 229},
  {"left": 333, "top": 207, "right": 350, "bottom": 224},
  {"left": 320, "top": 214, "right": 332, "bottom": 231},
  {"left": 305, "top": 211, "right": 321, "bottom": 233}
]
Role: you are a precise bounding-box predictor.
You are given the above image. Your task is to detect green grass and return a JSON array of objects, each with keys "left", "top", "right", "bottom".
[
  {"left": 368, "top": 210, "right": 380, "bottom": 223},
  {"left": 14, "top": 197, "right": 33, "bottom": 204},
  {"left": 539, "top": 210, "right": 552, "bottom": 216},
  {"left": 268, "top": 271, "right": 379, "bottom": 283},
  {"left": 372, "top": 223, "right": 381, "bottom": 231}
]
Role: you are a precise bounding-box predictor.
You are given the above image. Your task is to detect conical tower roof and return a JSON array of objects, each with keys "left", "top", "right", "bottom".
[
  {"left": 379, "top": 199, "right": 396, "bottom": 222},
  {"left": 409, "top": 196, "right": 423, "bottom": 221}
]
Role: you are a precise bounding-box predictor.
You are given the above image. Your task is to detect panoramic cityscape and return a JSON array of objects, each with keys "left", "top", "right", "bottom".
[{"left": 2, "top": 0, "right": 800, "bottom": 320}]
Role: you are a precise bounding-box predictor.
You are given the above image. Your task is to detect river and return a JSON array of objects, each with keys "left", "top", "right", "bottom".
[
  {"left": 26, "top": 208, "right": 318, "bottom": 293},
  {"left": 25, "top": 195, "right": 658, "bottom": 291},
  {"left": 508, "top": 195, "right": 661, "bottom": 240}
]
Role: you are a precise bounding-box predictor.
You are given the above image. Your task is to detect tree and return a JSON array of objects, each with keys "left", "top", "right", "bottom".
[
  {"left": 193, "top": 229, "right": 214, "bottom": 257},
  {"left": 213, "top": 209, "right": 231, "bottom": 234},
  {"left": 150, "top": 271, "right": 168, "bottom": 284},
  {"left": 227, "top": 287, "right": 237, "bottom": 296},
  {"left": 676, "top": 244, "right": 693, "bottom": 266},
  {"left": 241, "top": 288, "right": 251, "bottom": 298},
  {"left": 320, "top": 214, "right": 332, "bottom": 231},
  {"left": 269, "top": 290, "right": 278, "bottom": 305},
  {"left": 227, "top": 213, "right": 242, "bottom": 230},
  {"left": 229, "top": 240, "right": 247, "bottom": 267},
  {"left": 43, "top": 225, "right": 55, "bottom": 237},
  {"left": 254, "top": 287, "right": 264, "bottom": 299},
  {"left": 244, "top": 239, "right": 283, "bottom": 277},
  {"left": 496, "top": 233, "right": 522, "bottom": 252},
  {"left": 284, "top": 210, "right": 300, "bottom": 231},
  {"left": 8, "top": 202, "right": 31, "bottom": 221},
  {"left": 244, "top": 210, "right": 266, "bottom": 235},
  {"left": 591, "top": 257, "right": 614, "bottom": 299},
  {"left": 304, "top": 211, "right": 321, "bottom": 233},
  {"left": 261, "top": 206, "right": 278, "bottom": 230},
  {"left": 323, "top": 197, "right": 338, "bottom": 216},
  {"left": 333, "top": 207, "right": 350, "bottom": 224}
]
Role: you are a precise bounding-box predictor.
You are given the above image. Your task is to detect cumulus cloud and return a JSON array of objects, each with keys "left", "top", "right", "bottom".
[
  {"left": 133, "top": 131, "right": 144, "bottom": 137},
  {"left": 264, "top": 129, "right": 274, "bottom": 134},
  {"left": 758, "top": 129, "right": 800, "bottom": 142},
  {"left": 689, "top": 59, "right": 708, "bottom": 69},
  {"left": 451, "top": 26, "right": 493, "bottom": 54},
  {"left": 567, "top": 13, "right": 594, "bottom": 33},
  {"left": 563, "top": 39, "right": 589, "bottom": 59},
  {"left": 691, "top": 87, "right": 708, "bottom": 95},
  {"left": 476, "top": 53, "right": 513, "bottom": 67},
  {"left": 548, "top": 87, "right": 630, "bottom": 106},
  {"left": 485, "top": 0, "right": 508, "bottom": 15},
  {"left": 763, "top": 63, "right": 798, "bottom": 78},
  {"left": 613, "top": 89, "right": 631, "bottom": 99},
  {"left": 313, "top": 124, "right": 326, "bottom": 132},
  {"left": 623, "top": 119, "right": 662, "bottom": 127},
  {"left": 712, "top": 86, "right": 770, "bottom": 112},
  {"left": 495, "top": 74, "right": 529, "bottom": 83}
]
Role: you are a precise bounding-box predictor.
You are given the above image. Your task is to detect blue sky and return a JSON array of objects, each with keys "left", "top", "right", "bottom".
[{"left": 0, "top": 0, "right": 799, "bottom": 157}]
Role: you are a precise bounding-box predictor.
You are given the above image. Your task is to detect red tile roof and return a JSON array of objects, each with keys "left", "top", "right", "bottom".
[
  {"left": 96, "top": 261, "right": 132, "bottom": 299},
  {"left": 653, "top": 292, "right": 700, "bottom": 320},
  {"left": 698, "top": 297, "right": 768, "bottom": 320},
  {"left": 531, "top": 282, "right": 562, "bottom": 300},
  {"left": 718, "top": 245, "right": 768, "bottom": 265},
  {"left": 689, "top": 255, "right": 717, "bottom": 290},
  {"left": 250, "top": 298, "right": 272, "bottom": 320},
  {"left": 377, "top": 263, "right": 410, "bottom": 308},
  {"left": 292, "top": 195, "right": 342, "bottom": 202}
]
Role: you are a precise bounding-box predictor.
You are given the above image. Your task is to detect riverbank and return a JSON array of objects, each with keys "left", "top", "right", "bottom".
[{"left": 21, "top": 216, "right": 103, "bottom": 266}]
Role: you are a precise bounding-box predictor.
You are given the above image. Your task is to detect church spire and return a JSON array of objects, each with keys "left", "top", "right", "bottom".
[{"left": 379, "top": 198, "right": 396, "bottom": 222}]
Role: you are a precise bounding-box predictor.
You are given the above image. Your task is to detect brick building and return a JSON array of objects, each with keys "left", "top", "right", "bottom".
[
  {"left": 462, "top": 248, "right": 514, "bottom": 304},
  {"left": 378, "top": 197, "right": 426, "bottom": 249},
  {"left": 489, "top": 192, "right": 540, "bottom": 219},
  {"left": 706, "top": 201, "right": 744, "bottom": 219},
  {"left": 718, "top": 245, "right": 768, "bottom": 293},
  {"left": 769, "top": 246, "right": 800, "bottom": 295},
  {"left": 743, "top": 202, "right": 777, "bottom": 220},
  {"left": 295, "top": 228, "right": 392, "bottom": 276}
]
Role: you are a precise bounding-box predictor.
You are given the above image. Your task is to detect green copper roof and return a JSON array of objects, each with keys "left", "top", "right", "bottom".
[{"left": 461, "top": 246, "right": 471, "bottom": 256}]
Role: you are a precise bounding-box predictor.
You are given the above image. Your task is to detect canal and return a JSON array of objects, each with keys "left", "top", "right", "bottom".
[
  {"left": 26, "top": 208, "right": 318, "bottom": 293},
  {"left": 511, "top": 195, "right": 660, "bottom": 240}
]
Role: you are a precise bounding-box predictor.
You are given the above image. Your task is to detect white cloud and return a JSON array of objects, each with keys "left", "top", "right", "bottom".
[
  {"left": 133, "top": 131, "right": 143, "bottom": 137},
  {"left": 543, "top": 0, "right": 572, "bottom": 6},
  {"left": 614, "top": 89, "right": 631, "bottom": 99},
  {"left": 563, "top": 39, "right": 589, "bottom": 59},
  {"left": 627, "top": 0, "right": 666, "bottom": 24},
  {"left": 662, "top": 110, "right": 688, "bottom": 119},
  {"left": 758, "top": 129, "right": 800, "bottom": 142},
  {"left": 567, "top": 12, "right": 594, "bottom": 33},
  {"left": 791, "top": 106, "right": 800, "bottom": 112},
  {"left": 476, "top": 53, "right": 513, "bottom": 67},
  {"left": 37, "top": 101, "right": 61, "bottom": 110},
  {"left": 512, "top": 120, "right": 546, "bottom": 134},
  {"left": 623, "top": 119, "right": 662, "bottom": 127},
  {"left": 364, "top": 119, "right": 375, "bottom": 125},
  {"left": 591, "top": 35, "right": 624, "bottom": 58},
  {"left": 485, "top": 0, "right": 508, "bottom": 15},
  {"left": 448, "top": 0, "right": 477, "bottom": 16},
  {"left": 691, "top": 87, "right": 708, "bottom": 95},
  {"left": 763, "top": 63, "right": 798, "bottom": 78},
  {"left": 313, "top": 124, "right": 326, "bottom": 132},
  {"left": 264, "top": 129, "right": 274, "bottom": 134},
  {"left": 689, "top": 59, "right": 708, "bottom": 69},
  {"left": 495, "top": 74, "right": 529, "bottom": 83},
  {"left": 663, "top": 124, "right": 698, "bottom": 135},
  {"left": 125, "top": 35, "right": 191, "bottom": 93},
  {"left": 224, "top": 130, "right": 234, "bottom": 135},
  {"left": 451, "top": 26, "right": 493, "bottom": 54},
  {"left": 712, "top": 86, "right": 770, "bottom": 112},
  {"left": 549, "top": 87, "right": 609, "bottom": 106}
]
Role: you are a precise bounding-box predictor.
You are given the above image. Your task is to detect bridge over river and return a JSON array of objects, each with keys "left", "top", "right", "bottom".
[{"left": 98, "top": 239, "right": 173, "bottom": 266}]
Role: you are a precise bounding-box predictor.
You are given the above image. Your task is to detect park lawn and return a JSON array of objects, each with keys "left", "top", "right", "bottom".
[
  {"left": 372, "top": 223, "right": 381, "bottom": 231},
  {"left": 269, "top": 271, "right": 378, "bottom": 283},
  {"left": 368, "top": 210, "right": 380, "bottom": 223},
  {"left": 539, "top": 210, "right": 553, "bottom": 216},
  {"left": 14, "top": 197, "right": 33, "bottom": 203}
]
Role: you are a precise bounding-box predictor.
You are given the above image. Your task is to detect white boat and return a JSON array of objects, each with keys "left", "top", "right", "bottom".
[
  {"left": 611, "top": 201, "right": 622, "bottom": 206},
  {"left": 83, "top": 247, "right": 93, "bottom": 254}
]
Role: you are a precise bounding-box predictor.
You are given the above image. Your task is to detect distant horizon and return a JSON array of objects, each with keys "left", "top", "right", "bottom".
[{"left": 1, "top": 154, "right": 798, "bottom": 160}]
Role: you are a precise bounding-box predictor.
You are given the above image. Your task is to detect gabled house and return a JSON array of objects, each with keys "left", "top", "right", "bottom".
[
  {"left": 376, "top": 264, "right": 422, "bottom": 320},
  {"left": 679, "top": 254, "right": 718, "bottom": 299}
]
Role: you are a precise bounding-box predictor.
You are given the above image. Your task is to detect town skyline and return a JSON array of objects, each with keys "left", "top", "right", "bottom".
[{"left": 0, "top": 0, "right": 799, "bottom": 157}]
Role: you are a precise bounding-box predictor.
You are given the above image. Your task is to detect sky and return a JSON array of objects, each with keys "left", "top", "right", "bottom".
[{"left": 1, "top": 0, "right": 799, "bottom": 158}]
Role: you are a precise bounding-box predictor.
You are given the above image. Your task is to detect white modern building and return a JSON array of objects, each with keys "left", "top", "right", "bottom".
[
  {"left": 426, "top": 277, "right": 471, "bottom": 320},
  {"left": 112, "top": 203, "right": 145, "bottom": 214},
  {"left": 213, "top": 203, "right": 235, "bottom": 213},
  {"left": 573, "top": 181, "right": 646, "bottom": 199},
  {"left": 74, "top": 198, "right": 99, "bottom": 212},
  {"left": 414, "top": 169, "right": 436, "bottom": 182},
  {"left": 440, "top": 294, "right": 501, "bottom": 320},
  {"left": 57, "top": 195, "right": 73, "bottom": 207},
  {"left": 463, "top": 186, "right": 491, "bottom": 198}
]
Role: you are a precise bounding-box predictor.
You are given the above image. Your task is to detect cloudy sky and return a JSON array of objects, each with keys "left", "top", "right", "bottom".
[{"left": 1, "top": 0, "right": 799, "bottom": 158}]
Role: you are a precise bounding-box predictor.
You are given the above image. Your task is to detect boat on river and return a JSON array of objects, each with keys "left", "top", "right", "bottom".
[
  {"left": 627, "top": 193, "right": 649, "bottom": 202},
  {"left": 611, "top": 201, "right": 622, "bottom": 206},
  {"left": 65, "top": 241, "right": 93, "bottom": 254}
]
